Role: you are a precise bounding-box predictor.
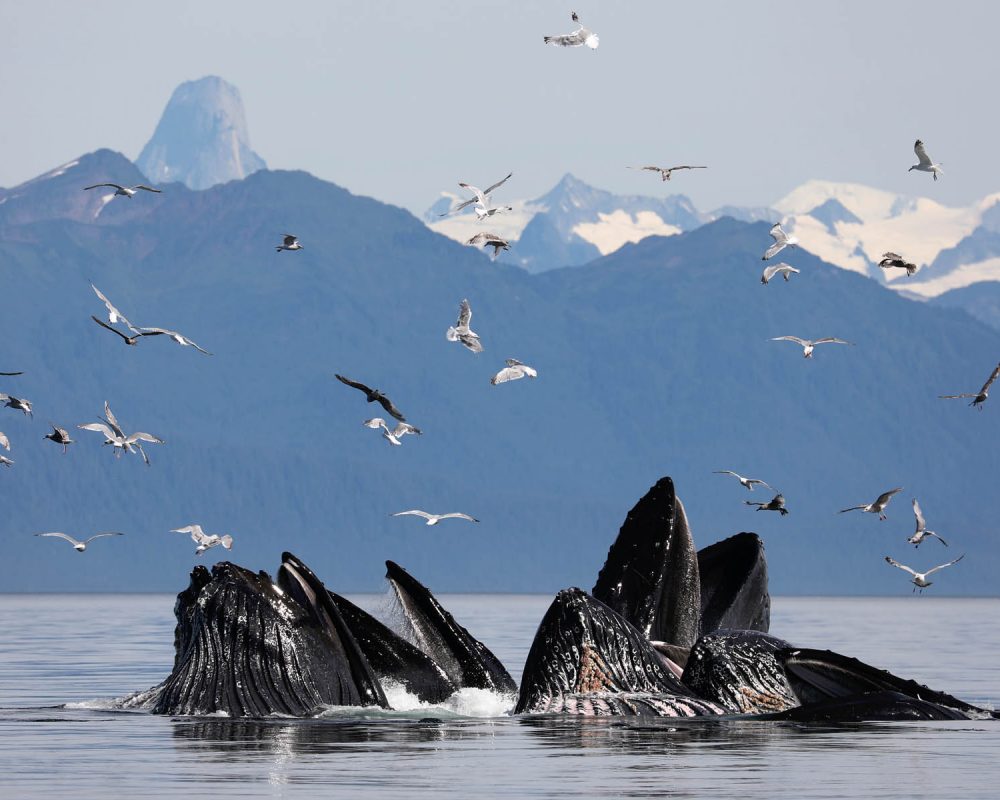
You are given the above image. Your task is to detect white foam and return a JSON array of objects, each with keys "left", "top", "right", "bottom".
[{"left": 317, "top": 682, "right": 515, "bottom": 720}]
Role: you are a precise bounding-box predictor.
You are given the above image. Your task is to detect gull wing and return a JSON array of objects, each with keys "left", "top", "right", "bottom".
[
  {"left": 768, "top": 224, "right": 789, "bottom": 245},
  {"left": 83, "top": 183, "right": 125, "bottom": 192},
  {"left": 392, "top": 510, "right": 434, "bottom": 520},
  {"left": 376, "top": 394, "right": 407, "bottom": 422},
  {"left": 442, "top": 173, "right": 512, "bottom": 215},
  {"left": 336, "top": 374, "right": 373, "bottom": 394},
  {"left": 839, "top": 504, "right": 867, "bottom": 514},
  {"left": 466, "top": 233, "right": 489, "bottom": 246},
  {"left": 77, "top": 422, "right": 118, "bottom": 440},
  {"left": 491, "top": 366, "right": 525, "bottom": 385},
  {"left": 912, "top": 499, "right": 926, "bottom": 534},
  {"left": 713, "top": 470, "right": 743, "bottom": 479},
  {"left": 914, "top": 140, "right": 933, "bottom": 167},
  {"left": 128, "top": 432, "right": 164, "bottom": 445},
  {"left": 83, "top": 532, "right": 124, "bottom": 544},
  {"left": 138, "top": 327, "right": 212, "bottom": 355},
  {"left": 0, "top": 432, "right": 9, "bottom": 451},
  {"left": 438, "top": 513, "right": 479, "bottom": 523},
  {"left": 103, "top": 402, "right": 125, "bottom": 438},
  {"left": 814, "top": 337, "right": 852, "bottom": 346},
  {"left": 544, "top": 30, "right": 587, "bottom": 47},
  {"left": 91, "top": 284, "right": 139, "bottom": 333},
  {"left": 0, "top": 371, "right": 24, "bottom": 376},
  {"left": 171, "top": 525, "right": 207, "bottom": 544},
  {"left": 761, "top": 265, "right": 781, "bottom": 283},
  {"left": 884, "top": 556, "right": 919, "bottom": 578},
  {"left": 392, "top": 422, "right": 422, "bottom": 437},
  {"left": 459, "top": 333, "right": 483, "bottom": 353},
  {"left": 133, "top": 185, "right": 161, "bottom": 193},
  {"left": 456, "top": 299, "right": 473, "bottom": 328},
  {"left": 669, "top": 165, "right": 707, "bottom": 172},
  {"left": 363, "top": 417, "right": 390, "bottom": 432},
  {"left": 938, "top": 393, "right": 976, "bottom": 400},
  {"left": 458, "top": 182, "right": 488, "bottom": 208},
  {"left": 979, "top": 363, "right": 1000, "bottom": 394},
  {"left": 91, "top": 315, "right": 135, "bottom": 344},
  {"left": 875, "top": 488, "right": 903, "bottom": 506},
  {"left": 924, "top": 553, "right": 965, "bottom": 577},
  {"left": 771, "top": 336, "right": 808, "bottom": 346},
  {"left": 35, "top": 532, "right": 83, "bottom": 546}
]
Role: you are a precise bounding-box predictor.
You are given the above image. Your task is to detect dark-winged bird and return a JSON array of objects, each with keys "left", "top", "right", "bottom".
[{"left": 335, "top": 374, "right": 407, "bottom": 421}]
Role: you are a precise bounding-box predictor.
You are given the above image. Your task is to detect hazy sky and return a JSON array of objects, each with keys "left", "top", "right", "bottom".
[{"left": 3, "top": 1, "right": 999, "bottom": 214}]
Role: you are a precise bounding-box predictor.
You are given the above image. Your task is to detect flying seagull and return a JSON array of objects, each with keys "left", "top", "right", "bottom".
[
  {"left": 908, "top": 499, "right": 948, "bottom": 547},
  {"left": 0, "top": 431, "right": 8, "bottom": 450},
  {"left": 363, "top": 417, "right": 422, "bottom": 447},
  {"left": 43, "top": 425, "right": 74, "bottom": 454},
  {"left": 457, "top": 182, "right": 512, "bottom": 220},
  {"left": 884, "top": 554, "right": 964, "bottom": 592},
  {"left": 628, "top": 165, "right": 707, "bottom": 182},
  {"left": 276, "top": 234, "right": 303, "bottom": 252},
  {"left": 77, "top": 401, "right": 164, "bottom": 465},
  {"left": 136, "top": 326, "right": 212, "bottom": 356},
  {"left": 909, "top": 140, "right": 943, "bottom": 181},
  {"left": 0, "top": 455, "right": 12, "bottom": 468},
  {"left": 83, "top": 183, "right": 161, "bottom": 198},
  {"left": 761, "top": 263, "right": 800, "bottom": 285},
  {"left": 771, "top": 336, "right": 852, "bottom": 358},
  {"left": 762, "top": 223, "right": 799, "bottom": 261},
  {"left": 446, "top": 298, "right": 483, "bottom": 353},
  {"left": 391, "top": 510, "right": 479, "bottom": 526},
  {"left": 744, "top": 493, "right": 788, "bottom": 515},
  {"left": 171, "top": 524, "right": 234, "bottom": 556},
  {"left": 840, "top": 487, "right": 903, "bottom": 521},
  {"left": 714, "top": 470, "right": 773, "bottom": 492},
  {"left": 91, "top": 283, "right": 139, "bottom": 333},
  {"left": 490, "top": 358, "right": 538, "bottom": 385},
  {"left": 439, "top": 173, "right": 512, "bottom": 217},
  {"left": 35, "top": 531, "right": 123, "bottom": 552},
  {"left": 0, "top": 394, "right": 33, "bottom": 417},
  {"left": 335, "top": 374, "right": 407, "bottom": 421},
  {"left": 466, "top": 232, "right": 510, "bottom": 260},
  {"left": 940, "top": 362, "right": 1000, "bottom": 409},
  {"left": 544, "top": 11, "right": 599, "bottom": 49},
  {"left": 878, "top": 252, "right": 918, "bottom": 276}
]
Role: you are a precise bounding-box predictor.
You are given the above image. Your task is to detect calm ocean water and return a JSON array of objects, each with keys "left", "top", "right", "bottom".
[{"left": 1, "top": 593, "right": 998, "bottom": 799}]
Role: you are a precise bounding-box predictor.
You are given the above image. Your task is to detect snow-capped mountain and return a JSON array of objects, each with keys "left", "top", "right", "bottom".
[
  {"left": 136, "top": 76, "right": 266, "bottom": 190},
  {"left": 427, "top": 173, "right": 710, "bottom": 273}
]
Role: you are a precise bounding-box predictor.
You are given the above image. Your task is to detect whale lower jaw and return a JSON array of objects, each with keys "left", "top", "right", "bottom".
[{"left": 527, "top": 692, "right": 728, "bottom": 717}]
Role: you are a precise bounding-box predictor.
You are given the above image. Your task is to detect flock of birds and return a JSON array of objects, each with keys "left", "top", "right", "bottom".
[{"left": 8, "top": 12, "right": 995, "bottom": 594}]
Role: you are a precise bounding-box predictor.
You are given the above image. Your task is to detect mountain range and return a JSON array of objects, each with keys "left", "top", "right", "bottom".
[{"left": 1, "top": 146, "right": 997, "bottom": 596}]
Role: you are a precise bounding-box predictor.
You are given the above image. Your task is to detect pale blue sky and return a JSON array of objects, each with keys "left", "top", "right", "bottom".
[{"left": 2, "top": 1, "right": 998, "bottom": 213}]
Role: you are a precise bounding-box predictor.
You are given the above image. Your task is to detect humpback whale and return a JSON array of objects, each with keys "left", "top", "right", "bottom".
[{"left": 124, "top": 476, "right": 995, "bottom": 722}]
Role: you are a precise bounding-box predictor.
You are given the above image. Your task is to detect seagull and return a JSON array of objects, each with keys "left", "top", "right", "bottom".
[
  {"left": 762, "top": 223, "right": 799, "bottom": 261},
  {"left": 91, "top": 283, "right": 140, "bottom": 333},
  {"left": 446, "top": 298, "right": 483, "bottom": 353},
  {"left": 276, "top": 234, "right": 303, "bottom": 252},
  {"left": 744, "top": 493, "right": 788, "bottom": 515},
  {"left": 908, "top": 140, "right": 943, "bottom": 181},
  {"left": 43, "top": 425, "right": 74, "bottom": 454},
  {"left": 544, "top": 11, "right": 600, "bottom": 49},
  {"left": 628, "top": 165, "right": 707, "bottom": 182},
  {"left": 0, "top": 431, "right": 9, "bottom": 450},
  {"left": 35, "top": 531, "right": 123, "bottom": 552},
  {"left": 439, "top": 173, "right": 512, "bottom": 217},
  {"left": 490, "top": 358, "right": 538, "bottom": 385},
  {"left": 0, "top": 455, "right": 12, "bottom": 468},
  {"left": 457, "top": 182, "right": 512, "bottom": 221},
  {"left": 908, "top": 499, "right": 948, "bottom": 547},
  {"left": 0, "top": 394, "right": 33, "bottom": 417},
  {"left": 466, "top": 232, "right": 510, "bottom": 260},
  {"left": 878, "top": 252, "right": 918, "bottom": 276},
  {"left": 77, "top": 401, "right": 164, "bottom": 465},
  {"left": 83, "top": 183, "right": 161, "bottom": 198},
  {"left": 363, "top": 417, "right": 422, "bottom": 447},
  {"left": 761, "top": 263, "right": 800, "bottom": 285},
  {"left": 714, "top": 470, "right": 773, "bottom": 492},
  {"left": 136, "top": 326, "right": 212, "bottom": 355},
  {"left": 770, "top": 336, "right": 853, "bottom": 358},
  {"left": 335, "top": 374, "right": 407, "bottom": 421},
  {"left": 940, "top": 362, "right": 1000, "bottom": 409},
  {"left": 91, "top": 315, "right": 143, "bottom": 346},
  {"left": 884, "top": 554, "right": 964, "bottom": 592},
  {"left": 840, "top": 487, "right": 903, "bottom": 521},
  {"left": 391, "top": 510, "right": 479, "bottom": 526},
  {"left": 171, "top": 524, "right": 234, "bottom": 556}
]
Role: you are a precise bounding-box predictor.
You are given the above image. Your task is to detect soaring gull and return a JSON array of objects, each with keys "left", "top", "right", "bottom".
[
  {"left": 744, "top": 493, "right": 788, "bottom": 515},
  {"left": 713, "top": 470, "right": 773, "bottom": 492},
  {"left": 363, "top": 417, "right": 422, "bottom": 447},
  {"left": 91, "top": 283, "right": 140, "bottom": 334},
  {"left": 761, "top": 263, "right": 800, "bottom": 285},
  {"left": 490, "top": 358, "right": 538, "bottom": 385},
  {"left": 771, "top": 336, "right": 852, "bottom": 358},
  {"left": 466, "top": 232, "right": 511, "bottom": 260},
  {"left": 884, "top": 554, "right": 963, "bottom": 592},
  {"left": 276, "top": 234, "right": 303, "bottom": 252},
  {"left": 908, "top": 499, "right": 948, "bottom": 547},
  {"left": 0, "top": 394, "right": 33, "bottom": 417},
  {"left": 908, "top": 140, "right": 943, "bottom": 181},
  {"left": 43, "top": 425, "right": 74, "bottom": 454},
  {"left": 439, "top": 173, "right": 512, "bottom": 217},
  {"left": 136, "top": 326, "right": 212, "bottom": 355},
  {"left": 391, "top": 510, "right": 479, "bottom": 526},
  {"left": 939, "top": 362, "right": 1000, "bottom": 409},
  {"left": 840, "top": 487, "right": 903, "bottom": 521},
  {"left": 457, "top": 182, "right": 512, "bottom": 221},
  {"left": 335, "top": 374, "right": 407, "bottom": 421},
  {"left": 628, "top": 165, "right": 707, "bottom": 182},
  {"left": 77, "top": 401, "right": 164, "bottom": 465},
  {"left": 544, "top": 11, "right": 600, "bottom": 49},
  {"left": 446, "top": 298, "right": 483, "bottom": 353},
  {"left": 83, "top": 183, "right": 161, "bottom": 198},
  {"left": 35, "top": 531, "right": 123, "bottom": 552},
  {"left": 762, "top": 223, "right": 798, "bottom": 260},
  {"left": 171, "top": 524, "right": 234, "bottom": 556}
]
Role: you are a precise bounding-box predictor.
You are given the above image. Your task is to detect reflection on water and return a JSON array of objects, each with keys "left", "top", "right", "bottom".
[{"left": 1, "top": 594, "right": 999, "bottom": 799}]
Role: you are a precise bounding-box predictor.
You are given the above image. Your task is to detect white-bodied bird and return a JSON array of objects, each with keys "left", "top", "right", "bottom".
[
  {"left": 628, "top": 165, "right": 707, "bottom": 182},
  {"left": 940, "top": 362, "right": 1000, "bottom": 409},
  {"left": 908, "top": 140, "right": 943, "bottom": 181},
  {"left": 840, "top": 487, "right": 903, "bottom": 521},
  {"left": 761, "top": 263, "right": 800, "bottom": 285},
  {"left": 35, "top": 531, "right": 123, "bottom": 552},
  {"left": 171, "top": 524, "right": 234, "bottom": 556},
  {"left": 884, "top": 554, "right": 963, "bottom": 592},
  {"left": 446, "top": 298, "right": 483, "bottom": 353},
  {"left": 490, "top": 358, "right": 537, "bottom": 385},
  {"left": 908, "top": 499, "right": 948, "bottom": 547},
  {"left": 762, "top": 223, "right": 799, "bottom": 260},
  {"left": 392, "top": 510, "right": 479, "bottom": 526},
  {"left": 544, "top": 11, "right": 599, "bottom": 49},
  {"left": 363, "top": 417, "right": 422, "bottom": 447},
  {"left": 83, "top": 183, "right": 161, "bottom": 198},
  {"left": 770, "top": 336, "right": 852, "bottom": 358},
  {"left": 714, "top": 470, "right": 773, "bottom": 492}
]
